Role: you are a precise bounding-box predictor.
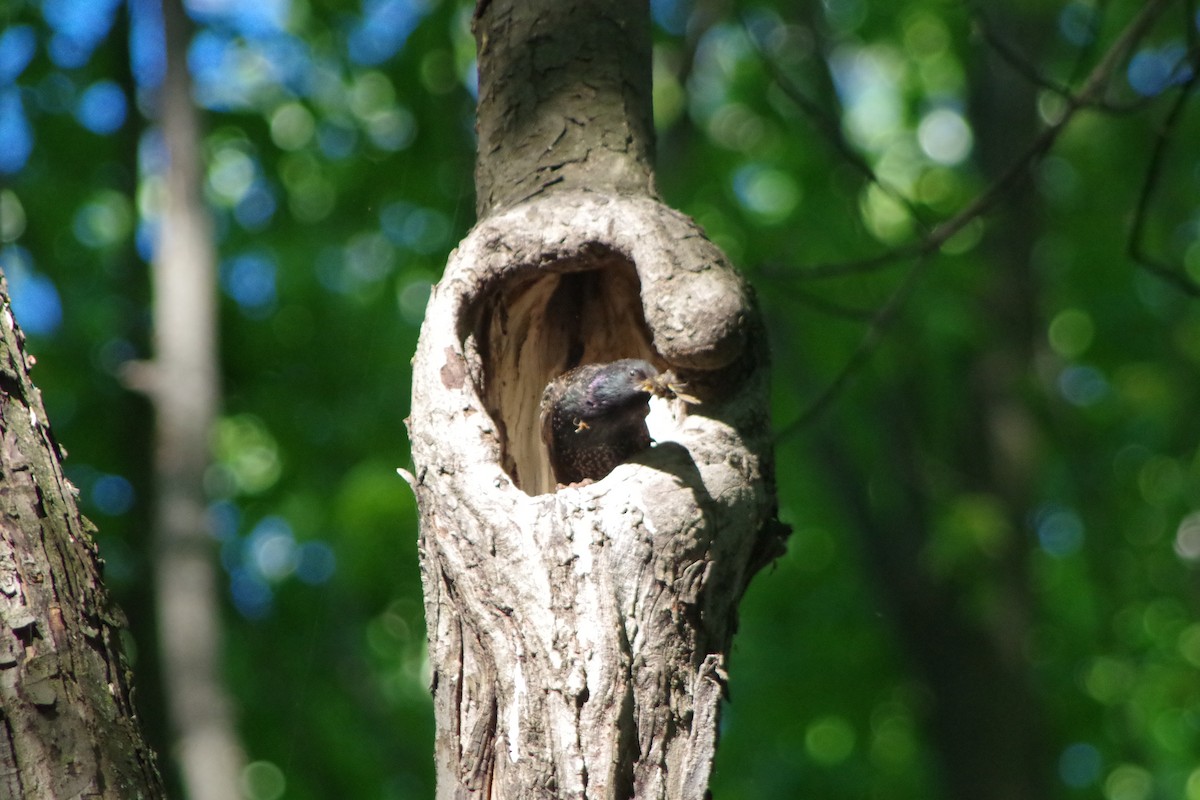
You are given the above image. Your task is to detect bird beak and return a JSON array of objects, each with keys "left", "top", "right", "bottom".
[{"left": 644, "top": 372, "right": 701, "bottom": 405}]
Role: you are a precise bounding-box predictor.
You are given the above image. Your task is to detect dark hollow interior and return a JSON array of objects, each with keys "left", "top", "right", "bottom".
[{"left": 474, "top": 246, "right": 660, "bottom": 495}]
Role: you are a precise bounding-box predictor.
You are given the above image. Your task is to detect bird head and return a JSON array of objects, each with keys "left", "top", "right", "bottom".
[{"left": 582, "top": 359, "right": 659, "bottom": 416}]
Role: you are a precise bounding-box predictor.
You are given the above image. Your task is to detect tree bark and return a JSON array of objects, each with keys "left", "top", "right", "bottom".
[
  {"left": 408, "top": 2, "right": 782, "bottom": 798},
  {"left": 473, "top": 0, "right": 658, "bottom": 215},
  {"left": 0, "top": 277, "right": 165, "bottom": 799}
]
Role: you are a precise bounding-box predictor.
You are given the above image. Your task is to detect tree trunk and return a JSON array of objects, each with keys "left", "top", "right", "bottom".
[
  {"left": 407, "top": 1, "right": 782, "bottom": 798},
  {"left": 0, "top": 277, "right": 165, "bottom": 799},
  {"left": 143, "top": 0, "right": 246, "bottom": 796}
]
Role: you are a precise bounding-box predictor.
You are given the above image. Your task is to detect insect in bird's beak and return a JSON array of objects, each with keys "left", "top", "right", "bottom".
[{"left": 643, "top": 371, "right": 701, "bottom": 405}]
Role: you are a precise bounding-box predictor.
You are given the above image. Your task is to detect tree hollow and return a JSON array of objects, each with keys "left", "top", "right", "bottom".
[{"left": 475, "top": 247, "right": 662, "bottom": 494}]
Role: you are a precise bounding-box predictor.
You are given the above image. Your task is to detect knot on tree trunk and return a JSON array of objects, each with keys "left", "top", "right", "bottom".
[{"left": 409, "top": 191, "right": 781, "bottom": 799}]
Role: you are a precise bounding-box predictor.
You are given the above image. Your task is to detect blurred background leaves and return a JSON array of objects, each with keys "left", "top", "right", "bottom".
[{"left": 2, "top": 0, "right": 1199, "bottom": 798}]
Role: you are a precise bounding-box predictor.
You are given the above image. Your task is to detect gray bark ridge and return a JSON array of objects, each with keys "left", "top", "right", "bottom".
[{"left": 409, "top": 190, "right": 781, "bottom": 799}]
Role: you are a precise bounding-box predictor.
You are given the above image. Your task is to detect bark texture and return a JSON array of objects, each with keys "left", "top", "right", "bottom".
[
  {"left": 411, "top": 190, "right": 780, "bottom": 800},
  {"left": 409, "top": 5, "right": 780, "bottom": 798},
  {"left": 473, "top": 0, "right": 657, "bottom": 215},
  {"left": 0, "top": 281, "right": 165, "bottom": 799}
]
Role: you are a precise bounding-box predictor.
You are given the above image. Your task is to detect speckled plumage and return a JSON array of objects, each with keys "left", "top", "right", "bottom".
[{"left": 540, "top": 359, "right": 695, "bottom": 486}]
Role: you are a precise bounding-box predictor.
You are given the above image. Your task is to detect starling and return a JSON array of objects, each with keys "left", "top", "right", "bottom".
[{"left": 540, "top": 358, "right": 696, "bottom": 486}]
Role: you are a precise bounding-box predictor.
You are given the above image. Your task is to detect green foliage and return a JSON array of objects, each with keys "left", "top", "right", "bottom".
[{"left": 4, "top": 0, "right": 1200, "bottom": 797}]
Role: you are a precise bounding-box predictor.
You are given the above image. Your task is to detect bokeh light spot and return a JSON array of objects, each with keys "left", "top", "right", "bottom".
[
  {"left": 248, "top": 516, "right": 297, "bottom": 582},
  {"left": 398, "top": 277, "right": 433, "bottom": 327},
  {"left": 230, "top": 567, "right": 273, "bottom": 619},
  {"left": 240, "top": 761, "right": 286, "bottom": 800},
  {"left": 76, "top": 80, "right": 128, "bottom": 134},
  {"left": 73, "top": 190, "right": 134, "bottom": 249},
  {"left": 349, "top": 71, "right": 397, "bottom": 118},
  {"left": 805, "top": 716, "right": 855, "bottom": 765},
  {"left": 92, "top": 474, "right": 135, "bottom": 516},
  {"left": 0, "top": 26, "right": 37, "bottom": 83},
  {"left": 651, "top": 0, "right": 689, "bottom": 35},
  {"left": 0, "top": 190, "right": 27, "bottom": 242},
  {"left": 829, "top": 44, "right": 903, "bottom": 152},
  {"left": 1059, "top": 2, "right": 1098, "bottom": 46},
  {"left": 222, "top": 251, "right": 278, "bottom": 314},
  {"left": 707, "top": 103, "right": 766, "bottom": 152},
  {"left": 269, "top": 102, "right": 315, "bottom": 151},
  {"left": 316, "top": 120, "right": 358, "bottom": 159},
  {"left": 348, "top": 0, "right": 430, "bottom": 65},
  {"left": 917, "top": 108, "right": 972, "bottom": 165},
  {"left": 1138, "top": 456, "right": 1182, "bottom": 507},
  {"left": 296, "top": 542, "right": 336, "bottom": 585},
  {"left": 1174, "top": 511, "right": 1200, "bottom": 561},
  {"left": 1059, "top": 742, "right": 1102, "bottom": 788},
  {"left": 44, "top": 0, "right": 121, "bottom": 68},
  {"left": 208, "top": 145, "right": 257, "bottom": 205},
  {"left": 1083, "top": 656, "right": 1134, "bottom": 705},
  {"left": 903, "top": 13, "right": 949, "bottom": 60},
  {"left": 0, "top": 90, "right": 34, "bottom": 174},
  {"left": 1104, "top": 764, "right": 1153, "bottom": 800},
  {"left": 732, "top": 164, "right": 800, "bottom": 223},
  {"left": 1048, "top": 308, "right": 1094, "bottom": 358},
  {"left": 344, "top": 230, "right": 397, "bottom": 285},
  {"left": 1178, "top": 623, "right": 1200, "bottom": 667},
  {"left": 1036, "top": 506, "right": 1084, "bottom": 558},
  {"left": 1057, "top": 365, "right": 1108, "bottom": 407},
  {"left": 364, "top": 105, "right": 416, "bottom": 151},
  {"left": 380, "top": 202, "right": 450, "bottom": 254},
  {"left": 234, "top": 183, "right": 277, "bottom": 230},
  {"left": 212, "top": 414, "right": 282, "bottom": 496},
  {"left": 860, "top": 183, "right": 912, "bottom": 243},
  {"left": 1, "top": 246, "right": 63, "bottom": 337},
  {"left": 280, "top": 154, "right": 336, "bottom": 222},
  {"left": 1127, "top": 44, "right": 1191, "bottom": 98}
]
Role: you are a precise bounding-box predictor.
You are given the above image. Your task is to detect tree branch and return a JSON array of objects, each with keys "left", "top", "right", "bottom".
[
  {"left": 773, "top": 0, "right": 1182, "bottom": 437},
  {"left": 1128, "top": 41, "right": 1200, "bottom": 297}
]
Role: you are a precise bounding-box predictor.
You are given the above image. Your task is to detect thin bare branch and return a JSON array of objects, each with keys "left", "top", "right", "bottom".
[
  {"left": 740, "top": 12, "right": 933, "bottom": 236},
  {"left": 929, "top": 0, "right": 1178, "bottom": 245},
  {"left": 974, "top": 10, "right": 1074, "bottom": 98},
  {"left": 781, "top": 245, "right": 923, "bottom": 281},
  {"left": 774, "top": 255, "right": 933, "bottom": 441},
  {"left": 757, "top": 272, "right": 882, "bottom": 320},
  {"left": 774, "top": 0, "right": 1181, "bottom": 438},
  {"left": 1128, "top": 49, "right": 1200, "bottom": 297},
  {"left": 971, "top": 1, "right": 1158, "bottom": 114},
  {"left": 768, "top": 0, "right": 1179, "bottom": 286}
]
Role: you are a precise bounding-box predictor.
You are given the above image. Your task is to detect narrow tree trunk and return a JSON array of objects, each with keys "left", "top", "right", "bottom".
[
  {"left": 408, "top": 2, "right": 783, "bottom": 798},
  {"left": 0, "top": 277, "right": 165, "bottom": 799},
  {"left": 473, "top": 0, "right": 658, "bottom": 214},
  {"left": 145, "top": 0, "right": 245, "bottom": 796}
]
